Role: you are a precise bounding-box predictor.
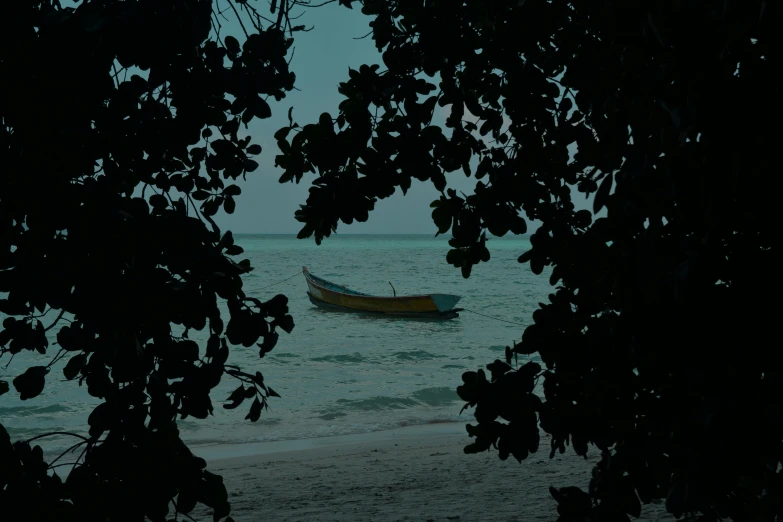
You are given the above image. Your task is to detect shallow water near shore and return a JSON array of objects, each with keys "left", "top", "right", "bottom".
[{"left": 1, "top": 234, "right": 549, "bottom": 453}]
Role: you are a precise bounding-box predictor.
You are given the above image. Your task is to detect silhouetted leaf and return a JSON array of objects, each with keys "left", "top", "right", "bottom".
[
  {"left": 258, "top": 331, "right": 278, "bottom": 357},
  {"left": 150, "top": 194, "right": 168, "bottom": 210},
  {"left": 486, "top": 359, "right": 511, "bottom": 381},
  {"left": 574, "top": 209, "right": 592, "bottom": 229},
  {"left": 593, "top": 172, "right": 613, "bottom": 214},
  {"left": 192, "top": 189, "right": 211, "bottom": 200},
  {"left": 13, "top": 366, "right": 48, "bottom": 400},
  {"left": 0, "top": 300, "right": 28, "bottom": 316},
  {"left": 274, "top": 314, "right": 294, "bottom": 334},
  {"left": 245, "top": 397, "right": 262, "bottom": 421},
  {"left": 225, "top": 244, "right": 244, "bottom": 256},
  {"left": 530, "top": 256, "right": 544, "bottom": 275},
  {"left": 63, "top": 353, "right": 88, "bottom": 380},
  {"left": 223, "top": 196, "right": 236, "bottom": 214},
  {"left": 224, "top": 35, "right": 240, "bottom": 54},
  {"left": 251, "top": 97, "right": 272, "bottom": 119},
  {"left": 223, "top": 385, "right": 245, "bottom": 410},
  {"left": 224, "top": 185, "right": 241, "bottom": 196},
  {"left": 178, "top": 487, "right": 198, "bottom": 514},
  {"left": 550, "top": 486, "right": 591, "bottom": 517},
  {"left": 243, "top": 159, "right": 259, "bottom": 172},
  {"left": 87, "top": 402, "right": 113, "bottom": 438}
]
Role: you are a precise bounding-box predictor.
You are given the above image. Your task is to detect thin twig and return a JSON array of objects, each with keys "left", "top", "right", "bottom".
[
  {"left": 216, "top": 2, "right": 231, "bottom": 23},
  {"left": 242, "top": 4, "right": 263, "bottom": 31},
  {"left": 226, "top": 0, "right": 250, "bottom": 37},
  {"left": 243, "top": 2, "right": 275, "bottom": 25},
  {"left": 203, "top": 211, "right": 221, "bottom": 239},
  {"left": 284, "top": 0, "right": 295, "bottom": 33},
  {"left": 26, "top": 432, "right": 90, "bottom": 444},
  {"left": 48, "top": 461, "right": 85, "bottom": 470},
  {"left": 46, "top": 348, "right": 67, "bottom": 370},
  {"left": 48, "top": 440, "right": 89, "bottom": 469},
  {"left": 171, "top": 499, "right": 199, "bottom": 522},
  {"left": 71, "top": 441, "right": 91, "bottom": 475},
  {"left": 44, "top": 309, "right": 66, "bottom": 332},
  {"left": 293, "top": 0, "right": 337, "bottom": 7},
  {"left": 111, "top": 62, "right": 122, "bottom": 89},
  {"left": 31, "top": 307, "right": 51, "bottom": 319},
  {"left": 186, "top": 194, "right": 208, "bottom": 226},
  {"left": 211, "top": 14, "right": 225, "bottom": 47}
]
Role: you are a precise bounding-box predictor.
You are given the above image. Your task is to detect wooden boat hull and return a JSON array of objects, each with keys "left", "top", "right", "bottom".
[
  {"left": 306, "top": 293, "right": 462, "bottom": 319},
  {"left": 303, "top": 267, "right": 462, "bottom": 319}
]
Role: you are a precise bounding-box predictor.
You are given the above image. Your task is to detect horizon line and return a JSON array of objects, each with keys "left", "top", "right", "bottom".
[{"left": 233, "top": 232, "right": 532, "bottom": 237}]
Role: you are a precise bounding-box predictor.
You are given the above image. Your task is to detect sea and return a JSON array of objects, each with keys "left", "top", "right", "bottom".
[{"left": 0, "top": 234, "right": 549, "bottom": 454}]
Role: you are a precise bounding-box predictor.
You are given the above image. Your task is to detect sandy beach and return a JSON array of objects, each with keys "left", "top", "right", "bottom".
[{"left": 192, "top": 423, "right": 673, "bottom": 522}]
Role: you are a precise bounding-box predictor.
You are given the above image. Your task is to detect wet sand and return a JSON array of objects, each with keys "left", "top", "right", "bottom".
[{"left": 192, "top": 423, "right": 674, "bottom": 521}]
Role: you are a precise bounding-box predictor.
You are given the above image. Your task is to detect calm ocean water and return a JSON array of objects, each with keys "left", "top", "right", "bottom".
[{"left": 1, "top": 234, "right": 549, "bottom": 453}]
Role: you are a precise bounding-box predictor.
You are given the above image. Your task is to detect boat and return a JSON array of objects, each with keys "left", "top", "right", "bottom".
[{"left": 302, "top": 266, "right": 463, "bottom": 319}]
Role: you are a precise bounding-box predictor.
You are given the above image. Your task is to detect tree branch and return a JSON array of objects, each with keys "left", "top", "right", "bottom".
[
  {"left": 44, "top": 309, "right": 66, "bottom": 331},
  {"left": 46, "top": 347, "right": 67, "bottom": 370},
  {"left": 48, "top": 439, "right": 89, "bottom": 469},
  {"left": 30, "top": 307, "right": 51, "bottom": 319},
  {"left": 293, "top": 0, "right": 337, "bottom": 7},
  {"left": 26, "top": 432, "right": 90, "bottom": 444},
  {"left": 275, "top": 0, "right": 287, "bottom": 29},
  {"left": 171, "top": 499, "right": 199, "bottom": 522},
  {"left": 226, "top": 0, "right": 249, "bottom": 38}
]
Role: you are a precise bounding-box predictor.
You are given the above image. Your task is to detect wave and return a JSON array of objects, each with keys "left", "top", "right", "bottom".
[
  {"left": 317, "top": 411, "right": 348, "bottom": 421},
  {"left": 333, "top": 396, "right": 419, "bottom": 411},
  {"left": 0, "top": 403, "right": 73, "bottom": 417},
  {"left": 311, "top": 353, "right": 367, "bottom": 364},
  {"left": 273, "top": 352, "right": 300, "bottom": 358},
  {"left": 391, "top": 350, "right": 445, "bottom": 361},
  {"left": 321, "top": 387, "right": 459, "bottom": 414},
  {"left": 410, "top": 386, "right": 460, "bottom": 407}
]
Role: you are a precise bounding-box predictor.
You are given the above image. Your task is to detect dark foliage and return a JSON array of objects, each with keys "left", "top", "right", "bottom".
[
  {"left": 0, "top": 1, "right": 304, "bottom": 520},
  {"left": 276, "top": 1, "right": 780, "bottom": 520}
]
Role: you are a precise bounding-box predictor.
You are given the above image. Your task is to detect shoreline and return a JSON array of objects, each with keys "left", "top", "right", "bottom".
[
  {"left": 192, "top": 421, "right": 467, "bottom": 462},
  {"left": 193, "top": 424, "right": 673, "bottom": 522}
]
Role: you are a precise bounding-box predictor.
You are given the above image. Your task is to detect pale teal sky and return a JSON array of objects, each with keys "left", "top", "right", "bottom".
[{"left": 213, "top": 5, "right": 456, "bottom": 235}]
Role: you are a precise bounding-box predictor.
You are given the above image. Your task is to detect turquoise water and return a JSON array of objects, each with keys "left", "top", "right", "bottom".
[{"left": 0, "top": 234, "right": 549, "bottom": 452}]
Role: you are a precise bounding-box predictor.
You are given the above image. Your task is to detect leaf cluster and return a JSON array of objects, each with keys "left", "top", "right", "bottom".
[
  {"left": 276, "top": 1, "right": 779, "bottom": 520},
  {"left": 0, "top": 1, "right": 305, "bottom": 520}
]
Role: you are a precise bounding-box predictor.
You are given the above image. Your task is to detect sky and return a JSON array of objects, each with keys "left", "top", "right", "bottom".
[
  {"left": 212, "top": 3, "right": 592, "bottom": 235},
  {"left": 212, "top": 4, "right": 448, "bottom": 235}
]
